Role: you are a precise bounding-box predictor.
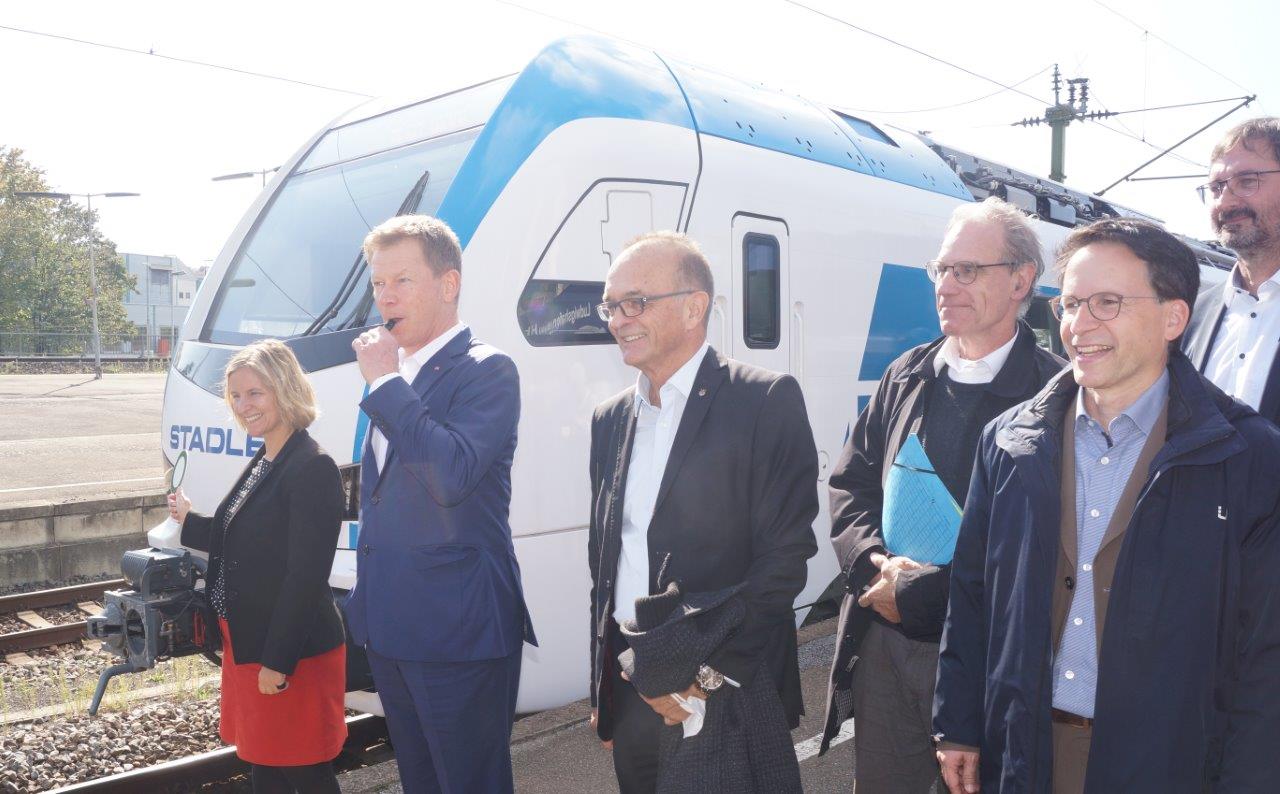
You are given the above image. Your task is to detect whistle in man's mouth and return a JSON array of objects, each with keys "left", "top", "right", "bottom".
[{"left": 384, "top": 318, "right": 398, "bottom": 330}]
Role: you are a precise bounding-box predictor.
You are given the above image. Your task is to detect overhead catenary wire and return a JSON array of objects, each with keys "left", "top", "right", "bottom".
[
  {"left": 1096, "top": 94, "right": 1256, "bottom": 195},
  {"left": 840, "top": 65, "right": 1053, "bottom": 115},
  {"left": 1099, "top": 95, "right": 1256, "bottom": 120},
  {"left": 1089, "top": 120, "right": 1208, "bottom": 170},
  {"left": 784, "top": 2, "right": 1214, "bottom": 171},
  {"left": 782, "top": 0, "right": 1052, "bottom": 107},
  {"left": 1126, "top": 174, "right": 1204, "bottom": 182},
  {"left": 1086, "top": 92, "right": 1208, "bottom": 170},
  {"left": 0, "top": 23, "right": 375, "bottom": 98},
  {"left": 1090, "top": 0, "right": 1254, "bottom": 95}
]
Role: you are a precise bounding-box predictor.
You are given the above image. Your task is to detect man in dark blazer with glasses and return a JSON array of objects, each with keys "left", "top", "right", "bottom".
[
  {"left": 1184, "top": 117, "right": 1280, "bottom": 425},
  {"left": 587, "top": 231, "right": 818, "bottom": 793}
]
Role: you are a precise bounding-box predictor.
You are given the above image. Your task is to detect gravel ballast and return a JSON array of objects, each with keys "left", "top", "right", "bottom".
[{"left": 0, "top": 697, "right": 224, "bottom": 793}]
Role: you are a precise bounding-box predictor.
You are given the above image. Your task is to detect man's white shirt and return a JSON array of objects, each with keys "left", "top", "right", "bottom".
[
  {"left": 933, "top": 330, "right": 1017, "bottom": 385},
  {"left": 612, "top": 342, "right": 710, "bottom": 626},
  {"left": 368, "top": 322, "right": 466, "bottom": 473},
  {"left": 1205, "top": 267, "right": 1280, "bottom": 411}
]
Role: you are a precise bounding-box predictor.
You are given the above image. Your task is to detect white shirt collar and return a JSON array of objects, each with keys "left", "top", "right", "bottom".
[
  {"left": 933, "top": 330, "right": 1018, "bottom": 384},
  {"left": 1223, "top": 264, "right": 1280, "bottom": 306},
  {"left": 401, "top": 321, "right": 467, "bottom": 370},
  {"left": 635, "top": 342, "right": 710, "bottom": 409}
]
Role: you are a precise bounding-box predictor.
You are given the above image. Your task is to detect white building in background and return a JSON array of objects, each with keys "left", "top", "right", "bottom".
[{"left": 121, "top": 253, "right": 206, "bottom": 354}]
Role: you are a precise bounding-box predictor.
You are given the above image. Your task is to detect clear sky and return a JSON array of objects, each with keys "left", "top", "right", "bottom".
[{"left": 3, "top": 0, "right": 1274, "bottom": 270}]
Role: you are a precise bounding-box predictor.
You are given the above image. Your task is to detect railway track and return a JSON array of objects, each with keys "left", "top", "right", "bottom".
[
  {"left": 0, "top": 580, "right": 124, "bottom": 656},
  {"left": 51, "top": 713, "right": 392, "bottom": 793}
]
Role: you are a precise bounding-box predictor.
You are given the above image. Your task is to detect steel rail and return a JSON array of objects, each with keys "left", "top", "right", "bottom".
[
  {"left": 0, "top": 622, "right": 92, "bottom": 654},
  {"left": 0, "top": 580, "right": 125, "bottom": 614},
  {"left": 52, "top": 713, "right": 391, "bottom": 792}
]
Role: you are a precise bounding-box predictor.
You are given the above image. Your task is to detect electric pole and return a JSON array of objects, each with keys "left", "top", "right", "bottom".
[{"left": 1013, "top": 66, "right": 1116, "bottom": 183}]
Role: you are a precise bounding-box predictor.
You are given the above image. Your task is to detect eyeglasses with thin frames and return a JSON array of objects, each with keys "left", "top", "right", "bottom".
[
  {"left": 596, "top": 290, "right": 697, "bottom": 322},
  {"left": 925, "top": 260, "right": 1016, "bottom": 285},
  {"left": 1196, "top": 169, "right": 1280, "bottom": 204},
  {"left": 1050, "top": 292, "right": 1163, "bottom": 322}
]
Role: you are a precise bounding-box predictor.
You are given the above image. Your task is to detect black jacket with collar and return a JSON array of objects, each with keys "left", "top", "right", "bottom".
[
  {"left": 588, "top": 347, "right": 819, "bottom": 739},
  {"left": 182, "top": 428, "right": 346, "bottom": 675},
  {"left": 1183, "top": 277, "right": 1280, "bottom": 426},
  {"left": 820, "top": 321, "right": 1063, "bottom": 752}
]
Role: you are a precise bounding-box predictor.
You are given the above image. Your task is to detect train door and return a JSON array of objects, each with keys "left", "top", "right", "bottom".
[{"left": 729, "top": 213, "right": 792, "bottom": 375}]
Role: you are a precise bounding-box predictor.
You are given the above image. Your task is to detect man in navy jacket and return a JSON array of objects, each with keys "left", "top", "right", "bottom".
[
  {"left": 347, "top": 215, "right": 536, "bottom": 794},
  {"left": 934, "top": 219, "right": 1280, "bottom": 793}
]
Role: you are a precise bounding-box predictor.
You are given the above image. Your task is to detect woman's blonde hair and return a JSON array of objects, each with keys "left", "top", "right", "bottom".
[{"left": 222, "top": 340, "right": 318, "bottom": 432}]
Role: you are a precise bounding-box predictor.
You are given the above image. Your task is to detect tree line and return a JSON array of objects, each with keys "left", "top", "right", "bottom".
[{"left": 0, "top": 146, "right": 135, "bottom": 355}]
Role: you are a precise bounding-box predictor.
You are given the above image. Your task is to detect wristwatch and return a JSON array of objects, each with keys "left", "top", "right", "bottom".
[{"left": 695, "top": 664, "right": 725, "bottom": 693}]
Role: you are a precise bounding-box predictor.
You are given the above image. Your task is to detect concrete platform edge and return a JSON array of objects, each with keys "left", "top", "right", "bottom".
[{"left": 0, "top": 492, "right": 166, "bottom": 523}]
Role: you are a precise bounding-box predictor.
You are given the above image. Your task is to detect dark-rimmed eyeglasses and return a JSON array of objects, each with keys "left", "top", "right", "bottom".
[
  {"left": 595, "top": 290, "right": 696, "bottom": 322},
  {"left": 925, "top": 260, "right": 1016, "bottom": 285},
  {"left": 1196, "top": 169, "right": 1280, "bottom": 204},
  {"left": 1050, "top": 292, "right": 1162, "bottom": 321}
]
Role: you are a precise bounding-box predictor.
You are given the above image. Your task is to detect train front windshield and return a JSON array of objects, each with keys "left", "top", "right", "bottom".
[{"left": 203, "top": 77, "right": 513, "bottom": 345}]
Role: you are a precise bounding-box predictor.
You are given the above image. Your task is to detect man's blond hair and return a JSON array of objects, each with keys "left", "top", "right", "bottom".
[{"left": 362, "top": 215, "right": 463, "bottom": 278}]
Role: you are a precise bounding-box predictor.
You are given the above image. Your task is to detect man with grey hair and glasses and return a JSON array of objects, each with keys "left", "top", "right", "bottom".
[
  {"left": 1185, "top": 117, "right": 1280, "bottom": 426},
  {"left": 819, "top": 197, "right": 1063, "bottom": 791}
]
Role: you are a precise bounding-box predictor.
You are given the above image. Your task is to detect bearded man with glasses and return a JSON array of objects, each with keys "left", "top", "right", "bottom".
[
  {"left": 1185, "top": 117, "right": 1280, "bottom": 426},
  {"left": 934, "top": 218, "right": 1280, "bottom": 793},
  {"left": 818, "top": 197, "right": 1063, "bottom": 792},
  {"left": 586, "top": 231, "right": 817, "bottom": 793}
]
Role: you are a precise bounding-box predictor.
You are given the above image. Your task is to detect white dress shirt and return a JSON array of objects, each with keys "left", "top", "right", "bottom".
[
  {"left": 933, "top": 330, "right": 1018, "bottom": 385},
  {"left": 1204, "top": 267, "right": 1280, "bottom": 411},
  {"left": 368, "top": 322, "right": 466, "bottom": 472},
  {"left": 613, "top": 342, "right": 710, "bottom": 625}
]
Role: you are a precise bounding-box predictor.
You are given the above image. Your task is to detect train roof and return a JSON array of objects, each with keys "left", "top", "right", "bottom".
[{"left": 340, "top": 35, "right": 1235, "bottom": 271}]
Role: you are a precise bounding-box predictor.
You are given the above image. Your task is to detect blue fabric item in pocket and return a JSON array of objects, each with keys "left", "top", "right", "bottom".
[{"left": 882, "top": 433, "right": 963, "bottom": 564}]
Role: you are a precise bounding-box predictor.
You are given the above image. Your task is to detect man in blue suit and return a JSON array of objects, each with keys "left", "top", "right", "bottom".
[{"left": 347, "top": 214, "right": 536, "bottom": 794}]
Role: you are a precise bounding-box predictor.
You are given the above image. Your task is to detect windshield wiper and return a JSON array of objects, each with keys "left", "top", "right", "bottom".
[{"left": 303, "top": 168, "right": 432, "bottom": 336}]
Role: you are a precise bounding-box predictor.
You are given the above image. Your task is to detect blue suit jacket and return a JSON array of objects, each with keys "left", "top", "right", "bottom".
[{"left": 344, "top": 328, "right": 537, "bottom": 662}]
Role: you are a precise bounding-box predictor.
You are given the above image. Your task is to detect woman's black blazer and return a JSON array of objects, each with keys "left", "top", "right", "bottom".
[{"left": 181, "top": 428, "right": 345, "bottom": 675}]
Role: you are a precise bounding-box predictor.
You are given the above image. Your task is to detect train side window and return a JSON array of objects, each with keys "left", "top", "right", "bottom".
[
  {"left": 1025, "top": 294, "right": 1065, "bottom": 356},
  {"left": 517, "top": 280, "right": 614, "bottom": 347},
  {"left": 743, "top": 233, "right": 780, "bottom": 349}
]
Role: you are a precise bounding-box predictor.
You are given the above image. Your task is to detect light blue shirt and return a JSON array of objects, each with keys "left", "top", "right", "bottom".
[{"left": 1052, "top": 370, "right": 1168, "bottom": 718}]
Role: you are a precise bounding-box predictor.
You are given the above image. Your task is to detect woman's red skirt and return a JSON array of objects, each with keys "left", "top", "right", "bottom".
[{"left": 217, "top": 618, "right": 347, "bottom": 765}]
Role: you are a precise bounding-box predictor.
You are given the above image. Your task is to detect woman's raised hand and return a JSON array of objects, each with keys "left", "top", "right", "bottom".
[{"left": 168, "top": 487, "right": 192, "bottom": 525}]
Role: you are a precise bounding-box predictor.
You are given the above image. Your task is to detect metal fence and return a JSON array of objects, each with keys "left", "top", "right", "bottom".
[{"left": 0, "top": 330, "right": 179, "bottom": 359}]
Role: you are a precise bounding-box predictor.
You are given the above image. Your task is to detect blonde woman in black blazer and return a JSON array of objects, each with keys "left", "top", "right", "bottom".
[{"left": 170, "top": 340, "right": 346, "bottom": 794}]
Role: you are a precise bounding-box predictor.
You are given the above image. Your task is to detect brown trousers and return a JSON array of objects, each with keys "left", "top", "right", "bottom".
[{"left": 1052, "top": 721, "right": 1091, "bottom": 793}]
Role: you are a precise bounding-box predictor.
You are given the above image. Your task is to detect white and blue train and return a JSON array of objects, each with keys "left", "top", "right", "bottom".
[{"left": 152, "top": 36, "right": 1233, "bottom": 713}]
